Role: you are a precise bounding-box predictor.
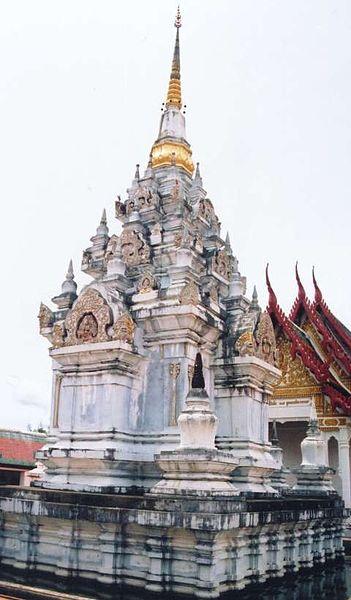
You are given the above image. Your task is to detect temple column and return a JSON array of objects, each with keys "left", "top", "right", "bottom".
[{"left": 338, "top": 428, "right": 351, "bottom": 508}]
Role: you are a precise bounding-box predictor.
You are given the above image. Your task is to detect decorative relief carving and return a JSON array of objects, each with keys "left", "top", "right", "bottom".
[
  {"left": 169, "top": 362, "right": 181, "bottom": 426},
  {"left": 255, "top": 312, "right": 278, "bottom": 367},
  {"left": 65, "top": 289, "right": 112, "bottom": 346},
  {"left": 235, "top": 312, "right": 278, "bottom": 366},
  {"left": 276, "top": 338, "right": 317, "bottom": 388},
  {"left": 198, "top": 198, "right": 219, "bottom": 227},
  {"left": 38, "top": 303, "right": 54, "bottom": 331},
  {"left": 52, "top": 321, "right": 66, "bottom": 348},
  {"left": 76, "top": 313, "right": 98, "bottom": 343},
  {"left": 105, "top": 234, "right": 119, "bottom": 262},
  {"left": 126, "top": 185, "right": 159, "bottom": 215},
  {"left": 115, "top": 196, "right": 126, "bottom": 220},
  {"left": 120, "top": 229, "right": 150, "bottom": 267},
  {"left": 113, "top": 313, "right": 135, "bottom": 344},
  {"left": 137, "top": 271, "right": 158, "bottom": 294},
  {"left": 235, "top": 330, "right": 255, "bottom": 357},
  {"left": 179, "top": 281, "right": 199, "bottom": 306},
  {"left": 212, "top": 249, "right": 232, "bottom": 280}
]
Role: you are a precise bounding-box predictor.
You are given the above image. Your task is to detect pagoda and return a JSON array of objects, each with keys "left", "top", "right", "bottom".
[{"left": 0, "top": 11, "right": 344, "bottom": 598}]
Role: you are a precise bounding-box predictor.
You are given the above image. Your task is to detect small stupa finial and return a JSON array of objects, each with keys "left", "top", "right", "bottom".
[
  {"left": 191, "top": 352, "right": 205, "bottom": 390},
  {"left": 134, "top": 163, "right": 140, "bottom": 182},
  {"left": 96, "top": 209, "right": 109, "bottom": 237},
  {"left": 251, "top": 285, "right": 259, "bottom": 308}
]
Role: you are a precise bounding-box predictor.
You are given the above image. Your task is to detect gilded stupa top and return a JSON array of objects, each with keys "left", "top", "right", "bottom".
[{"left": 150, "top": 7, "right": 194, "bottom": 176}]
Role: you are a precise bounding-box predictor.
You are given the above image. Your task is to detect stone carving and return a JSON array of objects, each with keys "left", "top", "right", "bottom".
[
  {"left": 212, "top": 249, "right": 232, "bottom": 280},
  {"left": 198, "top": 198, "right": 219, "bottom": 227},
  {"left": 209, "top": 283, "right": 219, "bottom": 303},
  {"left": 113, "top": 313, "right": 135, "bottom": 344},
  {"left": 115, "top": 196, "right": 126, "bottom": 220},
  {"left": 76, "top": 313, "right": 99, "bottom": 343},
  {"left": 105, "top": 234, "right": 119, "bottom": 262},
  {"left": 52, "top": 321, "right": 66, "bottom": 348},
  {"left": 171, "top": 179, "right": 181, "bottom": 202},
  {"left": 120, "top": 229, "right": 150, "bottom": 267},
  {"left": 38, "top": 303, "right": 54, "bottom": 331},
  {"left": 179, "top": 281, "right": 199, "bottom": 306},
  {"left": 137, "top": 271, "right": 158, "bottom": 294},
  {"left": 255, "top": 312, "right": 278, "bottom": 366},
  {"left": 126, "top": 186, "right": 159, "bottom": 214},
  {"left": 169, "top": 362, "right": 181, "bottom": 426},
  {"left": 235, "top": 330, "right": 255, "bottom": 357},
  {"left": 65, "top": 288, "right": 112, "bottom": 346}
]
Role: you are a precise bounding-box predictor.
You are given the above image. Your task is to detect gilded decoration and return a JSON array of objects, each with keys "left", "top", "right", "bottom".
[
  {"left": 137, "top": 271, "right": 158, "bottom": 294},
  {"left": 255, "top": 312, "right": 278, "bottom": 367},
  {"left": 113, "top": 313, "right": 135, "bottom": 344},
  {"left": 275, "top": 338, "right": 319, "bottom": 395},
  {"left": 150, "top": 140, "right": 194, "bottom": 176},
  {"left": 38, "top": 303, "right": 54, "bottom": 332},
  {"left": 235, "top": 313, "right": 278, "bottom": 366},
  {"left": 212, "top": 249, "right": 232, "bottom": 281},
  {"left": 235, "top": 330, "right": 255, "bottom": 357},
  {"left": 65, "top": 289, "right": 112, "bottom": 346},
  {"left": 120, "top": 229, "right": 150, "bottom": 267},
  {"left": 179, "top": 281, "right": 199, "bottom": 306}
]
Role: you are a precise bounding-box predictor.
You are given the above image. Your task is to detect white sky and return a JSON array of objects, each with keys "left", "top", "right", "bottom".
[{"left": 0, "top": 0, "right": 350, "bottom": 430}]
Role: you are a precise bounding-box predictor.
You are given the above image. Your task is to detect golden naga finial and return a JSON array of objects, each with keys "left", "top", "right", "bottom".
[{"left": 166, "top": 7, "right": 182, "bottom": 108}]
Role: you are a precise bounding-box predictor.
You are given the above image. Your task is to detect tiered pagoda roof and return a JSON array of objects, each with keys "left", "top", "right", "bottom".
[{"left": 267, "top": 265, "right": 351, "bottom": 415}]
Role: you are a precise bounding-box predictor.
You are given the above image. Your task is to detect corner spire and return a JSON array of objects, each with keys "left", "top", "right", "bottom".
[{"left": 166, "top": 7, "right": 182, "bottom": 109}]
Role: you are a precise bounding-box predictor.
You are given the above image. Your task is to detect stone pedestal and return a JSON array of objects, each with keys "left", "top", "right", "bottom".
[
  {"left": 293, "top": 419, "right": 336, "bottom": 495},
  {"left": 214, "top": 356, "right": 281, "bottom": 494},
  {"left": 151, "top": 359, "right": 239, "bottom": 497}
]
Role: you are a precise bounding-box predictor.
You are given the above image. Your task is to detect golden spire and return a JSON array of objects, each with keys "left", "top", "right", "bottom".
[{"left": 166, "top": 7, "right": 182, "bottom": 109}]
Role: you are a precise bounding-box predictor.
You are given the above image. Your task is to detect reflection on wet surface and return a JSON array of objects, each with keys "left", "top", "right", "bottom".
[{"left": 1, "top": 561, "right": 351, "bottom": 600}]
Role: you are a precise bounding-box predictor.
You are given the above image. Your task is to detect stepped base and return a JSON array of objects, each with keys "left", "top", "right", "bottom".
[{"left": 0, "top": 485, "right": 345, "bottom": 599}]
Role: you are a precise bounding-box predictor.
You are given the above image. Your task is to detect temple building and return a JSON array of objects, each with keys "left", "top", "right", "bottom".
[
  {"left": 268, "top": 265, "right": 351, "bottom": 507},
  {"left": 0, "top": 10, "right": 345, "bottom": 598}
]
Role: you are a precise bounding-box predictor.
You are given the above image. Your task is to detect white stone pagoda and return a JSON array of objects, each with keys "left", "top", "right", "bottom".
[{"left": 0, "top": 10, "right": 344, "bottom": 598}]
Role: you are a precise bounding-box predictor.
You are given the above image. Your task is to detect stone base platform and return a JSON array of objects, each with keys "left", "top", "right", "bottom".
[{"left": 0, "top": 486, "right": 345, "bottom": 599}]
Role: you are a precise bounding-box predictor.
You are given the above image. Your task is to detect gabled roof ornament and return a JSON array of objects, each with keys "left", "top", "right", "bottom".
[
  {"left": 312, "top": 266, "right": 323, "bottom": 303},
  {"left": 295, "top": 262, "right": 306, "bottom": 300},
  {"left": 265, "top": 264, "right": 277, "bottom": 309}
]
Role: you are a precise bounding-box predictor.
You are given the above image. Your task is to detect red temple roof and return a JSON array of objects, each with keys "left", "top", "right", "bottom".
[
  {"left": 266, "top": 265, "right": 351, "bottom": 415},
  {"left": 0, "top": 430, "right": 46, "bottom": 468}
]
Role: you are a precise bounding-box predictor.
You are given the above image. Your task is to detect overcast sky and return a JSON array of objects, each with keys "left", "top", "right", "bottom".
[{"left": 0, "top": 0, "right": 350, "bottom": 430}]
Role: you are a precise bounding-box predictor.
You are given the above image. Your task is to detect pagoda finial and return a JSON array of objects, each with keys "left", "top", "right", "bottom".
[
  {"left": 265, "top": 264, "right": 277, "bottom": 308},
  {"left": 251, "top": 285, "right": 259, "bottom": 308},
  {"left": 295, "top": 262, "right": 306, "bottom": 300},
  {"left": 96, "top": 208, "right": 109, "bottom": 237},
  {"left": 134, "top": 164, "right": 140, "bottom": 182},
  {"left": 165, "top": 7, "right": 182, "bottom": 109},
  {"left": 191, "top": 352, "right": 205, "bottom": 390},
  {"left": 62, "top": 259, "right": 77, "bottom": 295},
  {"left": 312, "top": 266, "right": 323, "bottom": 303}
]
